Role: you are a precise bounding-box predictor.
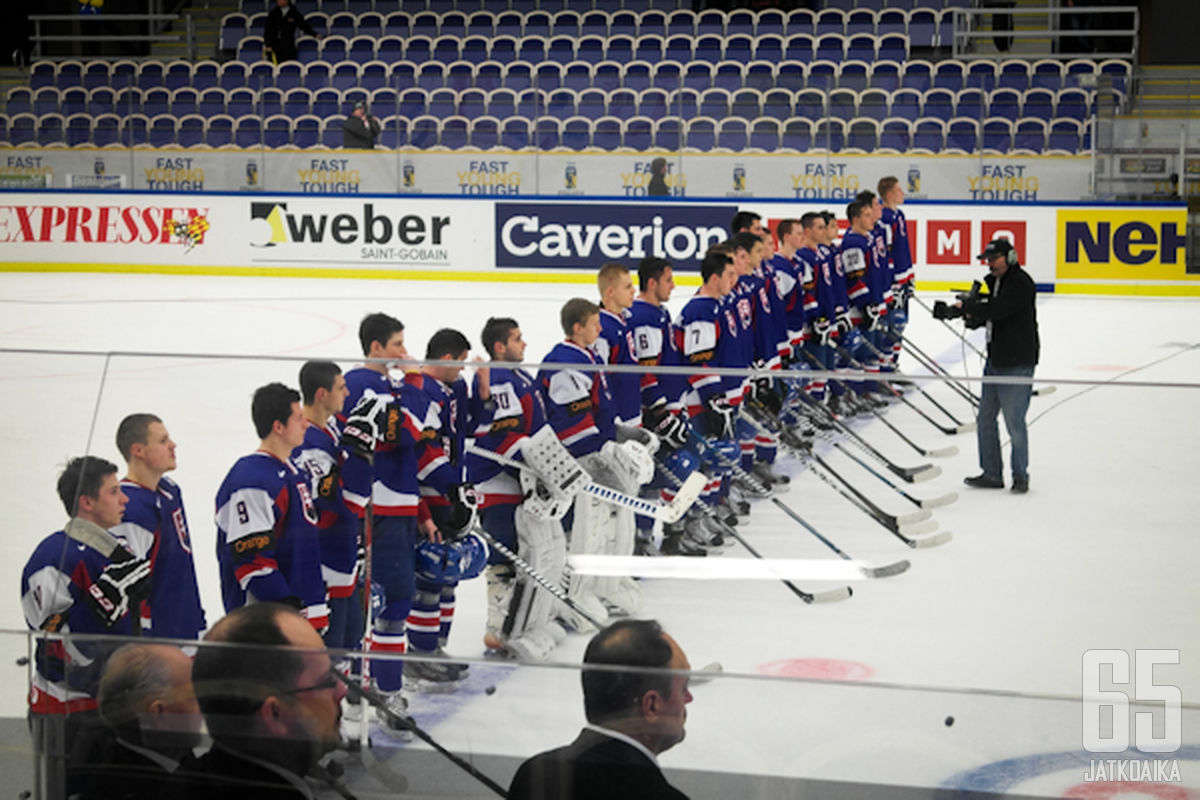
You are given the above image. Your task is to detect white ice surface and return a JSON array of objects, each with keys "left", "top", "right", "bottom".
[{"left": 0, "top": 273, "right": 1197, "bottom": 794}]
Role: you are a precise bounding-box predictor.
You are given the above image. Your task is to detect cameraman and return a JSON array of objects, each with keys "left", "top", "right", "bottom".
[{"left": 957, "top": 238, "right": 1040, "bottom": 494}]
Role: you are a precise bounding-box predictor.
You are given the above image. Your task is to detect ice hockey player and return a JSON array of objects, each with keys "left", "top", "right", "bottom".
[
  {"left": 23, "top": 456, "right": 152, "bottom": 798},
  {"left": 878, "top": 175, "right": 914, "bottom": 368},
  {"left": 794, "top": 212, "right": 838, "bottom": 408},
  {"left": 470, "top": 317, "right": 569, "bottom": 661},
  {"left": 292, "top": 361, "right": 358, "bottom": 651},
  {"left": 215, "top": 382, "right": 326, "bottom": 629},
  {"left": 402, "top": 328, "right": 488, "bottom": 687},
  {"left": 538, "top": 299, "right": 648, "bottom": 625},
  {"left": 113, "top": 413, "right": 206, "bottom": 641},
  {"left": 595, "top": 262, "right": 641, "bottom": 428},
  {"left": 837, "top": 197, "right": 889, "bottom": 407}
]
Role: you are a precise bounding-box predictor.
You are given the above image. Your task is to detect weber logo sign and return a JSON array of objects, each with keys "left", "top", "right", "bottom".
[{"left": 494, "top": 203, "right": 735, "bottom": 271}]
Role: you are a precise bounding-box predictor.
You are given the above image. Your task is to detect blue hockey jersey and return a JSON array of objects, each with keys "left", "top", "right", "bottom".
[
  {"left": 596, "top": 307, "right": 642, "bottom": 426},
  {"left": 467, "top": 365, "right": 548, "bottom": 507},
  {"left": 292, "top": 420, "right": 359, "bottom": 599},
  {"left": 626, "top": 298, "right": 683, "bottom": 412},
  {"left": 215, "top": 451, "right": 328, "bottom": 630},
  {"left": 537, "top": 340, "right": 614, "bottom": 457}
]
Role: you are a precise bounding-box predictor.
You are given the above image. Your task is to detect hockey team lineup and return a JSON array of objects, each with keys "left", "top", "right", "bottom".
[{"left": 4, "top": 192, "right": 1199, "bottom": 796}]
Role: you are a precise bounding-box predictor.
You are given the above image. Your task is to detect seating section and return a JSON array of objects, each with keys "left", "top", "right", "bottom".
[{"left": 3, "top": 4, "right": 1127, "bottom": 154}]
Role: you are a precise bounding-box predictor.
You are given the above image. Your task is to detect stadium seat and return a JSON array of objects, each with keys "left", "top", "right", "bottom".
[
  {"left": 731, "top": 88, "right": 762, "bottom": 119},
  {"left": 146, "top": 114, "right": 176, "bottom": 148},
  {"left": 749, "top": 117, "right": 780, "bottom": 151},
  {"left": 988, "top": 87, "right": 1022, "bottom": 118},
  {"left": 369, "top": 87, "right": 399, "bottom": 119},
  {"left": 409, "top": 115, "right": 439, "bottom": 149},
  {"left": 545, "top": 87, "right": 576, "bottom": 119},
  {"left": 56, "top": 61, "right": 83, "bottom": 91},
  {"left": 505, "top": 61, "right": 533, "bottom": 91},
  {"left": 1047, "top": 118, "right": 1082, "bottom": 153},
  {"left": 439, "top": 116, "right": 468, "bottom": 149},
  {"left": 561, "top": 116, "right": 590, "bottom": 150},
  {"left": 879, "top": 118, "right": 912, "bottom": 150},
  {"left": 814, "top": 118, "right": 845, "bottom": 151},
  {"left": 846, "top": 34, "right": 877, "bottom": 62},
  {"left": 1022, "top": 88, "right": 1055, "bottom": 121},
  {"left": 847, "top": 117, "right": 880, "bottom": 151},
  {"left": 284, "top": 88, "right": 312, "bottom": 118},
  {"left": 623, "top": 61, "right": 652, "bottom": 92},
  {"left": 807, "top": 60, "right": 838, "bottom": 91},
  {"left": 221, "top": 13, "right": 248, "bottom": 50},
  {"left": 592, "top": 115, "right": 622, "bottom": 150},
  {"left": 623, "top": 116, "right": 653, "bottom": 150},
  {"left": 417, "top": 62, "right": 446, "bottom": 91},
  {"left": 501, "top": 117, "right": 530, "bottom": 149},
  {"left": 234, "top": 115, "right": 263, "bottom": 148},
  {"left": 92, "top": 114, "right": 120, "bottom": 147},
  {"left": 142, "top": 88, "right": 170, "bottom": 118},
  {"left": 908, "top": 9, "right": 936, "bottom": 47},
  {"left": 838, "top": 60, "right": 870, "bottom": 91},
  {"left": 794, "top": 89, "right": 826, "bottom": 120},
  {"left": 360, "top": 61, "right": 389, "bottom": 92},
  {"left": 29, "top": 62, "right": 56, "bottom": 90},
  {"left": 357, "top": 12, "right": 384, "bottom": 38},
  {"left": 379, "top": 117, "right": 406, "bottom": 149},
  {"left": 551, "top": 10, "right": 581, "bottom": 38},
  {"left": 59, "top": 87, "right": 86, "bottom": 116},
  {"left": 878, "top": 34, "right": 908, "bottom": 63},
  {"left": 816, "top": 8, "right": 846, "bottom": 36},
  {"left": 428, "top": 88, "right": 458, "bottom": 118},
  {"left": 303, "top": 62, "right": 333, "bottom": 91},
  {"left": 717, "top": 118, "right": 748, "bottom": 151},
  {"left": 683, "top": 63, "right": 713, "bottom": 91},
  {"left": 672, "top": 88, "right": 699, "bottom": 118},
  {"left": 923, "top": 88, "right": 955, "bottom": 121},
  {"left": 229, "top": 87, "right": 260, "bottom": 118},
  {"left": 177, "top": 114, "right": 206, "bottom": 148},
  {"left": 219, "top": 61, "right": 249, "bottom": 91},
  {"left": 1056, "top": 87, "right": 1090, "bottom": 121},
  {"left": 312, "top": 87, "right": 341, "bottom": 118},
  {"left": 474, "top": 61, "right": 502, "bottom": 91},
  {"left": 786, "top": 9, "right": 815, "bottom": 36},
  {"left": 64, "top": 113, "right": 91, "bottom": 147},
  {"left": 815, "top": 33, "right": 847, "bottom": 62},
  {"left": 955, "top": 87, "right": 985, "bottom": 119},
  {"left": 776, "top": 61, "right": 805, "bottom": 91},
  {"left": 713, "top": 61, "right": 745, "bottom": 92},
  {"left": 684, "top": 116, "right": 716, "bottom": 151},
  {"left": 170, "top": 88, "right": 199, "bottom": 117},
  {"left": 780, "top": 116, "right": 812, "bottom": 151},
  {"left": 87, "top": 87, "right": 116, "bottom": 116},
  {"left": 912, "top": 117, "right": 945, "bottom": 151},
  {"left": 828, "top": 88, "right": 858, "bottom": 119},
  {"left": 858, "top": 88, "right": 890, "bottom": 121},
  {"left": 516, "top": 88, "right": 546, "bottom": 119},
  {"left": 639, "top": 87, "right": 669, "bottom": 119},
  {"left": 82, "top": 61, "right": 111, "bottom": 91},
  {"left": 1013, "top": 117, "right": 1047, "bottom": 153},
  {"left": 652, "top": 61, "right": 682, "bottom": 91},
  {"left": 698, "top": 87, "right": 730, "bottom": 119},
  {"left": 980, "top": 117, "right": 1012, "bottom": 152},
  {"left": 1030, "top": 59, "right": 1064, "bottom": 91},
  {"left": 877, "top": 9, "right": 906, "bottom": 38}
]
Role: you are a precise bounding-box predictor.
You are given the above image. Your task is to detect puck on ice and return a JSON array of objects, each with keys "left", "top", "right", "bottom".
[
  {"left": 485, "top": 685, "right": 496, "bottom": 695},
  {"left": 944, "top": 716, "right": 954, "bottom": 727}
]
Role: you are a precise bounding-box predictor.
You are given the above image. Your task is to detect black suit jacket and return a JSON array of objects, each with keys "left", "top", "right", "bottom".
[
  {"left": 509, "top": 728, "right": 690, "bottom": 800},
  {"left": 162, "top": 744, "right": 312, "bottom": 800}
]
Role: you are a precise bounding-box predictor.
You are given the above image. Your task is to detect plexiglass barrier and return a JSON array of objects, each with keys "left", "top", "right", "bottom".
[{"left": 1, "top": 274, "right": 1198, "bottom": 798}]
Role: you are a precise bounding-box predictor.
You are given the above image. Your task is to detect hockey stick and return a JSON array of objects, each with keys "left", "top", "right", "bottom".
[
  {"left": 829, "top": 443, "right": 958, "bottom": 510},
  {"left": 332, "top": 670, "right": 509, "bottom": 798},
  {"left": 740, "top": 405, "right": 940, "bottom": 540},
  {"left": 793, "top": 390, "right": 940, "bottom": 483},
  {"left": 832, "top": 339, "right": 973, "bottom": 438},
  {"left": 467, "top": 441, "right": 705, "bottom": 524},
  {"left": 883, "top": 328, "right": 982, "bottom": 407},
  {"left": 871, "top": 328, "right": 977, "bottom": 430},
  {"left": 690, "top": 430, "right": 932, "bottom": 563},
  {"left": 472, "top": 525, "right": 605, "bottom": 630},
  {"left": 652, "top": 462, "right": 859, "bottom": 596},
  {"left": 801, "top": 346, "right": 960, "bottom": 455}
]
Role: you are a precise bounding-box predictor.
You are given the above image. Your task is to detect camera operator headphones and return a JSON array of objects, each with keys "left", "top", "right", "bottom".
[{"left": 979, "top": 238, "right": 1020, "bottom": 269}]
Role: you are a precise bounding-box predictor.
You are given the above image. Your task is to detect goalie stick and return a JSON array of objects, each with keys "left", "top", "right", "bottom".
[
  {"left": 740, "top": 404, "right": 940, "bottom": 541},
  {"left": 798, "top": 349, "right": 959, "bottom": 458},
  {"left": 652, "top": 463, "right": 857, "bottom": 598},
  {"left": 467, "top": 429, "right": 705, "bottom": 524},
  {"left": 332, "top": 670, "right": 508, "bottom": 798},
  {"left": 688, "top": 432, "right": 923, "bottom": 570},
  {"left": 471, "top": 525, "right": 605, "bottom": 630}
]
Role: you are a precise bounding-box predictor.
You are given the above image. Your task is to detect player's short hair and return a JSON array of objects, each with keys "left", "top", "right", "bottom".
[
  {"left": 299, "top": 361, "right": 341, "bottom": 405},
  {"left": 847, "top": 197, "right": 870, "bottom": 223},
  {"left": 775, "top": 219, "right": 796, "bottom": 239},
  {"left": 251, "top": 382, "right": 300, "bottom": 440},
  {"left": 637, "top": 256, "right": 672, "bottom": 291},
  {"left": 192, "top": 604, "right": 307, "bottom": 736},
  {"left": 700, "top": 248, "right": 733, "bottom": 282},
  {"left": 560, "top": 298, "right": 600, "bottom": 336},
  {"left": 426, "top": 328, "right": 471, "bottom": 360},
  {"left": 481, "top": 317, "right": 520, "bottom": 359},
  {"left": 115, "top": 413, "right": 162, "bottom": 461},
  {"left": 820, "top": 210, "right": 837, "bottom": 226},
  {"left": 597, "top": 262, "right": 629, "bottom": 297},
  {"left": 878, "top": 176, "right": 899, "bottom": 196},
  {"left": 357, "top": 313, "right": 404, "bottom": 357},
  {"left": 799, "top": 212, "right": 822, "bottom": 230},
  {"left": 728, "top": 231, "right": 761, "bottom": 254},
  {"left": 98, "top": 644, "right": 188, "bottom": 727},
  {"left": 582, "top": 619, "right": 675, "bottom": 725},
  {"left": 855, "top": 190, "right": 877, "bottom": 205},
  {"left": 57, "top": 455, "right": 119, "bottom": 515},
  {"left": 730, "top": 210, "right": 761, "bottom": 235}
]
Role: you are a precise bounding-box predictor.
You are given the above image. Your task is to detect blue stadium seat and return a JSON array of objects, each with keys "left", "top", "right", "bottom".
[
  {"left": 731, "top": 88, "right": 762, "bottom": 119},
  {"left": 221, "top": 13, "right": 248, "bottom": 50},
  {"left": 654, "top": 117, "right": 681, "bottom": 150},
  {"left": 1022, "top": 88, "right": 1055, "bottom": 121},
  {"left": 879, "top": 118, "right": 911, "bottom": 150},
  {"left": 1056, "top": 87, "right": 1090, "bottom": 121},
  {"left": 814, "top": 118, "right": 845, "bottom": 151},
  {"left": 560, "top": 116, "right": 590, "bottom": 150},
  {"left": 500, "top": 117, "right": 530, "bottom": 149},
  {"left": 954, "top": 87, "right": 984, "bottom": 119},
  {"left": 828, "top": 88, "right": 857, "bottom": 119},
  {"left": 285, "top": 115, "right": 314, "bottom": 148},
  {"left": 80, "top": 61, "right": 110, "bottom": 92},
  {"left": 169, "top": 88, "right": 199, "bottom": 117},
  {"left": 695, "top": 9, "right": 724, "bottom": 36},
  {"left": 531, "top": 116, "right": 558, "bottom": 149},
  {"left": 807, "top": 60, "right": 838, "bottom": 91},
  {"left": 504, "top": 61, "right": 533, "bottom": 91},
  {"left": 199, "top": 113, "right": 229, "bottom": 147},
  {"left": 713, "top": 61, "right": 745, "bottom": 92},
  {"left": 6, "top": 87, "right": 31, "bottom": 116},
  {"left": 1047, "top": 118, "right": 1082, "bottom": 153},
  {"left": 356, "top": 11, "right": 383, "bottom": 38},
  {"left": 62, "top": 113, "right": 90, "bottom": 147},
  {"left": 743, "top": 61, "right": 775, "bottom": 92},
  {"left": 858, "top": 88, "right": 889, "bottom": 121},
  {"left": 847, "top": 117, "right": 879, "bottom": 151},
  {"left": 683, "top": 116, "right": 715, "bottom": 151},
  {"left": 457, "top": 88, "right": 486, "bottom": 118},
  {"left": 409, "top": 115, "right": 439, "bottom": 149},
  {"left": 118, "top": 113, "right": 148, "bottom": 146},
  {"left": 911, "top": 117, "right": 945, "bottom": 151},
  {"left": 312, "top": 87, "right": 341, "bottom": 118},
  {"left": 29, "top": 62, "right": 55, "bottom": 90},
  {"left": 997, "top": 59, "right": 1030, "bottom": 91},
  {"left": 870, "top": 60, "right": 901, "bottom": 92},
  {"left": 885, "top": 88, "right": 919, "bottom": 121},
  {"left": 758, "top": 88, "right": 790, "bottom": 120},
  {"left": 413, "top": 62, "right": 442, "bottom": 90},
  {"left": 260, "top": 87, "right": 285, "bottom": 117},
  {"left": 623, "top": 116, "right": 652, "bottom": 150},
  {"left": 281, "top": 88, "right": 310, "bottom": 117},
  {"left": 1099, "top": 59, "right": 1130, "bottom": 93},
  {"left": 666, "top": 9, "right": 694, "bottom": 36},
  {"left": 329, "top": 63, "right": 359, "bottom": 91},
  {"left": 980, "top": 117, "right": 1011, "bottom": 152},
  {"left": 877, "top": 9, "right": 906, "bottom": 37},
  {"left": 485, "top": 88, "right": 516, "bottom": 118},
  {"left": 551, "top": 10, "right": 580, "bottom": 37},
  {"left": 135, "top": 62, "right": 164, "bottom": 92},
  {"left": 112, "top": 87, "right": 141, "bottom": 116},
  {"left": 380, "top": 117, "right": 406, "bottom": 149},
  {"left": 530, "top": 62, "right": 560, "bottom": 92},
  {"left": 438, "top": 10, "right": 467, "bottom": 38},
  {"left": 923, "top": 87, "right": 954, "bottom": 121},
  {"left": 878, "top": 34, "right": 908, "bottom": 63},
  {"left": 901, "top": 59, "right": 933, "bottom": 91},
  {"left": 593, "top": 61, "right": 622, "bottom": 92},
  {"left": 639, "top": 87, "right": 669, "bottom": 119},
  {"left": 749, "top": 117, "right": 780, "bottom": 151},
  {"left": 838, "top": 60, "right": 870, "bottom": 91},
  {"left": 579, "top": 10, "right": 607, "bottom": 37},
  {"left": 672, "top": 88, "right": 699, "bottom": 118},
  {"left": 815, "top": 33, "right": 847, "bottom": 62},
  {"left": 722, "top": 33, "right": 752, "bottom": 64},
  {"left": 907, "top": 9, "right": 936, "bottom": 47},
  {"left": 370, "top": 87, "right": 399, "bottom": 118},
  {"left": 173, "top": 114, "right": 204, "bottom": 147},
  {"left": 987, "top": 87, "right": 1022, "bottom": 118},
  {"left": 933, "top": 60, "right": 965, "bottom": 92},
  {"left": 60, "top": 87, "right": 86, "bottom": 116},
  {"left": 694, "top": 34, "right": 723, "bottom": 63},
  {"left": 717, "top": 118, "right": 748, "bottom": 151},
  {"left": 965, "top": 60, "right": 996, "bottom": 91},
  {"left": 633, "top": 34, "right": 662, "bottom": 63},
  {"left": 142, "top": 87, "right": 170, "bottom": 118},
  {"left": 726, "top": 9, "right": 754, "bottom": 37},
  {"left": 145, "top": 114, "right": 175, "bottom": 148},
  {"left": 545, "top": 87, "right": 576, "bottom": 119},
  {"left": 846, "top": 9, "right": 876, "bottom": 36},
  {"left": 653, "top": 61, "right": 682, "bottom": 91},
  {"left": 470, "top": 115, "right": 500, "bottom": 149},
  {"left": 697, "top": 87, "right": 729, "bottom": 119},
  {"left": 794, "top": 89, "right": 825, "bottom": 120},
  {"left": 776, "top": 61, "right": 805, "bottom": 91},
  {"left": 605, "top": 88, "right": 635, "bottom": 120},
  {"left": 56, "top": 61, "right": 83, "bottom": 91},
  {"left": 512, "top": 87, "right": 542, "bottom": 119},
  {"left": 1030, "top": 59, "right": 1063, "bottom": 91},
  {"left": 757, "top": 9, "right": 786, "bottom": 37},
  {"left": 623, "top": 61, "right": 652, "bottom": 92},
  {"left": 524, "top": 10, "right": 552, "bottom": 38},
  {"left": 846, "top": 34, "right": 876, "bottom": 62},
  {"left": 424, "top": 87, "right": 454, "bottom": 117},
  {"left": 602, "top": 34, "right": 632, "bottom": 63},
  {"left": 438, "top": 116, "right": 467, "bottom": 149},
  {"left": 591, "top": 115, "right": 621, "bottom": 150},
  {"left": 781, "top": 117, "right": 813, "bottom": 151},
  {"left": 816, "top": 8, "right": 846, "bottom": 35},
  {"left": 683, "top": 63, "right": 713, "bottom": 91},
  {"left": 1013, "top": 117, "right": 1047, "bottom": 153},
  {"left": 785, "top": 33, "right": 814, "bottom": 63},
  {"left": 84, "top": 86, "right": 115, "bottom": 116}
]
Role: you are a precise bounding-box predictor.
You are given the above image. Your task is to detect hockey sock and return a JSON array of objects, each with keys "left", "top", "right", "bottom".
[
  {"left": 438, "top": 582, "right": 458, "bottom": 645},
  {"left": 407, "top": 585, "right": 442, "bottom": 654}
]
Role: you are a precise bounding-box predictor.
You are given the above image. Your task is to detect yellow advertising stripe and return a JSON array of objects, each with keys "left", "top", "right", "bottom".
[
  {"left": 0, "top": 262, "right": 706, "bottom": 286},
  {"left": 916, "top": 280, "right": 1200, "bottom": 297}
]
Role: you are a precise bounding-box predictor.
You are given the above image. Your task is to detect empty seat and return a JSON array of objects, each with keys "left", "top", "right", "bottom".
[
  {"left": 717, "top": 118, "right": 748, "bottom": 151},
  {"left": 879, "top": 118, "right": 911, "bottom": 150},
  {"left": 749, "top": 117, "right": 780, "bottom": 151}
]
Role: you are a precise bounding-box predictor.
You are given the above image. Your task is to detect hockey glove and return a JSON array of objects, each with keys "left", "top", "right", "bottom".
[
  {"left": 835, "top": 311, "right": 854, "bottom": 335},
  {"left": 705, "top": 397, "right": 737, "bottom": 439},
  {"left": 442, "top": 484, "right": 480, "bottom": 540},
  {"left": 749, "top": 376, "right": 783, "bottom": 416},
  {"left": 866, "top": 302, "right": 887, "bottom": 331},
  {"left": 648, "top": 410, "right": 686, "bottom": 453},
  {"left": 84, "top": 552, "right": 152, "bottom": 629},
  {"left": 340, "top": 393, "right": 391, "bottom": 458},
  {"left": 813, "top": 317, "right": 835, "bottom": 346}
]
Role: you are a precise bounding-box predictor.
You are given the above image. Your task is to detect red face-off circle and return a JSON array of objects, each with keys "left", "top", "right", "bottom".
[
  {"left": 757, "top": 659, "right": 877, "bottom": 681},
  {"left": 1062, "top": 782, "right": 1191, "bottom": 800}
]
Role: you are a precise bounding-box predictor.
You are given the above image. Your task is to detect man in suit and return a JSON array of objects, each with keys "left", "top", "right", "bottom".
[{"left": 509, "top": 619, "right": 693, "bottom": 800}]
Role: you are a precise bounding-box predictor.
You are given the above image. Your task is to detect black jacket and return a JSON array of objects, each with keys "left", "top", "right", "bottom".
[
  {"left": 342, "top": 114, "right": 380, "bottom": 149},
  {"left": 964, "top": 263, "right": 1039, "bottom": 367},
  {"left": 509, "top": 728, "right": 689, "bottom": 800},
  {"left": 263, "top": 4, "right": 317, "bottom": 62}
]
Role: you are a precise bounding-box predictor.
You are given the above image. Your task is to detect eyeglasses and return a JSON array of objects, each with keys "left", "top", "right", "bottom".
[{"left": 281, "top": 673, "right": 341, "bottom": 696}]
